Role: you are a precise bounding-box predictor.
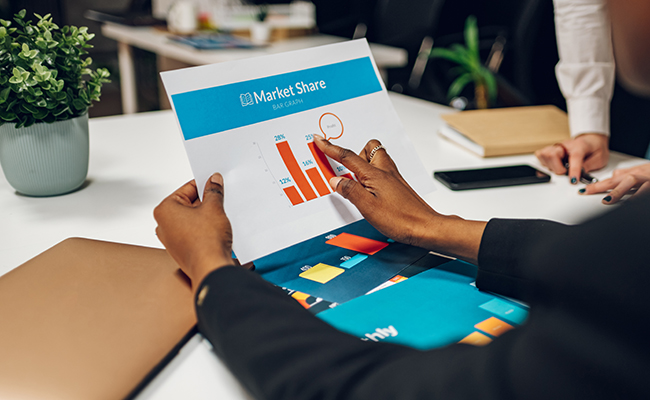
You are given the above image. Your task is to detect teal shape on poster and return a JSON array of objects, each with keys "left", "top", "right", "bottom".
[
  {"left": 478, "top": 298, "right": 528, "bottom": 324},
  {"left": 317, "top": 260, "right": 529, "bottom": 350},
  {"left": 340, "top": 254, "right": 368, "bottom": 269}
]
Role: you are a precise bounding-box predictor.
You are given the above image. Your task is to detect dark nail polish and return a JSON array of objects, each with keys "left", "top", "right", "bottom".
[
  {"left": 603, "top": 195, "right": 612, "bottom": 203},
  {"left": 578, "top": 188, "right": 586, "bottom": 194},
  {"left": 570, "top": 177, "right": 577, "bottom": 184}
]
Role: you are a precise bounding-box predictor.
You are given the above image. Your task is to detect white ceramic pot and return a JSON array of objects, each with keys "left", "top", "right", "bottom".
[
  {"left": 0, "top": 113, "right": 89, "bottom": 196},
  {"left": 167, "top": 0, "right": 198, "bottom": 34},
  {"left": 250, "top": 21, "right": 271, "bottom": 45}
]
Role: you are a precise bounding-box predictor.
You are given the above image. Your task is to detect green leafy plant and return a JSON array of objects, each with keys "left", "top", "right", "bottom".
[
  {"left": 256, "top": 4, "right": 269, "bottom": 22},
  {"left": 0, "top": 10, "right": 110, "bottom": 128},
  {"left": 429, "top": 15, "right": 496, "bottom": 109}
]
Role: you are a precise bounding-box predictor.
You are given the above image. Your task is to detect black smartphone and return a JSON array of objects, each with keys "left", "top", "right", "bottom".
[{"left": 434, "top": 165, "right": 551, "bottom": 191}]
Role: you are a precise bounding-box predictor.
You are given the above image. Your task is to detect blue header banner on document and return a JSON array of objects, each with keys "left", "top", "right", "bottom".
[{"left": 172, "top": 57, "right": 382, "bottom": 140}]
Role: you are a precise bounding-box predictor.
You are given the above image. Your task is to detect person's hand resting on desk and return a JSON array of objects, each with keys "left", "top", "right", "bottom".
[
  {"left": 153, "top": 175, "right": 235, "bottom": 290},
  {"left": 535, "top": 133, "right": 609, "bottom": 184},
  {"left": 578, "top": 162, "right": 650, "bottom": 204}
]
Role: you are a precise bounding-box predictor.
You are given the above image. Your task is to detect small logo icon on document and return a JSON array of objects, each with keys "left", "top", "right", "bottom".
[{"left": 240, "top": 93, "right": 254, "bottom": 106}]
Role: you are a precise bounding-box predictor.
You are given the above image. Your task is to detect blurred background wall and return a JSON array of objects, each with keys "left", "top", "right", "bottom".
[{"left": 2, "top": 0, "right": 648, "bottom": 156}]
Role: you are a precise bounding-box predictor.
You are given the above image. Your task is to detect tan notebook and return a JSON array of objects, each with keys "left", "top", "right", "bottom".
[
  {"left": 439, "top": 105, "right": 570, "bottom": 157},
  {"left": 0, "top": 238, "right": 196, "bottom": 400}
]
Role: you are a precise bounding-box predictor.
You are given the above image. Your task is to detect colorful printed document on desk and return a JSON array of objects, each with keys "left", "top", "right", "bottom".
[{"left": 160, "top": 40, "right": 434, "bottom": 263}]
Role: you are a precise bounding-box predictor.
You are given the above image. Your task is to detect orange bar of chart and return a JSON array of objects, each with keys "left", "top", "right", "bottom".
[
  {"left": 305, "top": 167, "right": 331, "bottom": 196},
  {"left": 283, "top": 186, "right": 304, "bottom": 206},
  {"left": 308, "top": 141, "right": 336, "bottom": 182},
  {"left": 276, "top": 141, "right": 317, "bottom": 201}
]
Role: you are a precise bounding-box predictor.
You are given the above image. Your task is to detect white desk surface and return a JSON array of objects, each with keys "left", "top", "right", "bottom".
[
  {"left": 1, "top": 93, "right": 646, "bottom": 399},
  {"left": 101, "top": 24, "right": 408, "bottom": 70}
]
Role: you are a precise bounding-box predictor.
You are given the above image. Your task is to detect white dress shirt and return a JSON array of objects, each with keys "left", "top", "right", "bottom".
[{"left": 553, "top": 0, "right": 615, "bottom": 137}]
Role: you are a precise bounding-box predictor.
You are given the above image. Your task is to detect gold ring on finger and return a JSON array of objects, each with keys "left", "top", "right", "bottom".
[{"left": 368, "top": 145, "right": 385, "bottom": 162}]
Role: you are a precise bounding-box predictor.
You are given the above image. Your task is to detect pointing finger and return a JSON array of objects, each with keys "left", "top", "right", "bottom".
[
  {"left": 314, "top": 134, "right": 373, "bottom": 177},
  {"left": 567, "top": 151, "right": 585, "bottom": 185},
  {"left": 329, "top": 175, "right": 373, "bottom": 208}
]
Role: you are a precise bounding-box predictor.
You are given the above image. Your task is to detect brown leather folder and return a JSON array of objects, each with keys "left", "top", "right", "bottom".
[{"left": 0, "top": 238, "right": 196, "bottom": 400}]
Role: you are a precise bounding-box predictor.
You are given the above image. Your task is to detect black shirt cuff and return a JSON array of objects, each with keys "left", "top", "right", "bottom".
[{"left": 477, "top": 218, "right": 565, "bottom": 300}]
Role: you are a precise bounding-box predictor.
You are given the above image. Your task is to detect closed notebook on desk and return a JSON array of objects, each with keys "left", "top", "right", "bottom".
[
  {"left": 0, "top": 238, "right": 196, "bottom": 400},
  {"left": 440, "top": 105, "right": 570, "bottom": 157}
]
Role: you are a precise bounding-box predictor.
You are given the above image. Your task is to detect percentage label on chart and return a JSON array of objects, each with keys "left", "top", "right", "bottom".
[
  {"left": 274, "top": 134, "right": 286, "bottom": 142},
  {"left": 302, "top": 159, "right": 314, "bottom": 167},
  {"left": 279, "top": 177, "right": 292, "bottom": 185}
]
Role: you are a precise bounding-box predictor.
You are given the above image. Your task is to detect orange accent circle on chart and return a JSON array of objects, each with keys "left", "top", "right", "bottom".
[{"left": 319, "top": 113, "right": 344, "bottom": 140}]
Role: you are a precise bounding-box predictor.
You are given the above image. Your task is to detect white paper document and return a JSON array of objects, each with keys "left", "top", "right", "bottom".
[{"left": 161, "top": 39, "right": 434, "bottom": 263}]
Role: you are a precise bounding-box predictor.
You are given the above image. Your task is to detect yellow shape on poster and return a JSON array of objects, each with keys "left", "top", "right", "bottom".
[{"left": 299, "top": 263, "right": 344, "bottom": 284}]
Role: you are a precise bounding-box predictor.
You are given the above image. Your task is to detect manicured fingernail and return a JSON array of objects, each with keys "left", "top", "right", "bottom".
[
  {"left": 210, "top": 173, "right": 223, "bottom": 185},
  {"left": 603, "top": 195, "right": 612, "bottom": 203},
  {"left": 329, "top": 176, "right": 343, "bottom": 190},
  {"left": 313, "top": 133, "right": 324, "bottom": 141},
  {"left": 570, "top": 177, "right": 577, "bottom": 184},
  {"left": 578, "top": 188, "right": 586, "bottom": 194}
]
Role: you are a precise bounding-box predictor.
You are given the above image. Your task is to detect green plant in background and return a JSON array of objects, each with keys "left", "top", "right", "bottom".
[
  {"left": 0, "top": 10, "right": 110, "bottom": 128},
  {"left": 256, "top": 4, "right": 269, "bottom": 22},
  {"left": 429, "top": 15, "right": 496, "bottom": 109}
]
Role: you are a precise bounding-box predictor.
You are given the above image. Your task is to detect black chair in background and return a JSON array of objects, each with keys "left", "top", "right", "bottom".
[
  {"left": 315, "top": 0, "right": 562, "bottom": 108},
  {"left": 413, "top": 0, "right": 563, "bottom": 108},
  {"left": 353, "top": 0, "right": 446, "bottom": 94},
  {"left": 313, "top": 0, "right": 444, "bottom": 94},
  {"left": 312, "top": 0, "right": 376, "bottom": 39}
]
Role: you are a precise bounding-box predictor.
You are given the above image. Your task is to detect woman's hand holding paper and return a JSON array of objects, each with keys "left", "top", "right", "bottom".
[{"left": 154, "top": 174, "right": 235, "bottom": 290}]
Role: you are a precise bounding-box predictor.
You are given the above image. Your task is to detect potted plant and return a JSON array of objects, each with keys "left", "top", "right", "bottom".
[
  {"left": 0, "top": 10, "right": 110, "bottom": 196},
  {"left": 250, "top": 3, "right": 271, "bottom": 45},
  {"left": 429, "top": 16, "right": 496, "bottom": 109}
]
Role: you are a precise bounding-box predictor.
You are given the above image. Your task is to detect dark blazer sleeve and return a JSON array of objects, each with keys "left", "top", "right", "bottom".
[{"left": 476, "top": 218, "right": 566, "bottom": 301}]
